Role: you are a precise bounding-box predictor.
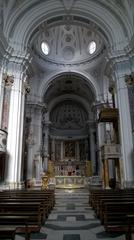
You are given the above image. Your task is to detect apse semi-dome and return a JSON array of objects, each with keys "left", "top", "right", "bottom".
[
  {"left": 33, "top": 23, "right": 104, "bottom": 65},
  {"left": 50, "top": 100, "right": 88, "bottom": 130}
]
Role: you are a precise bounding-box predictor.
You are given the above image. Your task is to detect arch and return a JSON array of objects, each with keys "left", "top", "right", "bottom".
[
  {"left": 48, "top": 94, "right": 91, "bottom": 116},
  {"left": 39, "top": 70, "right": 99, "bottom": 101},
  {"left": 4, "top": 0, "right": 132, "bottom": 52}
]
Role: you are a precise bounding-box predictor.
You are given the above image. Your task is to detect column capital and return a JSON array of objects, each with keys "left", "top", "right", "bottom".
[
  {"left": 3, "top": 73, "right": 14, "bottom": 87},
  {"left": 125, "top": 73, "right": 134, "bottom": 87}
]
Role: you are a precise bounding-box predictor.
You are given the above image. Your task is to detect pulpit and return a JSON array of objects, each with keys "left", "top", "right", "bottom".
[{"left": 101, "top": 144, "right": 121, "bottom": 188}]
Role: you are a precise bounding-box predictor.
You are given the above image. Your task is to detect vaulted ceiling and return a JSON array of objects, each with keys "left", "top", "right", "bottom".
[{"left": 0, "top": 0, "right": 134, "bottom": 119}]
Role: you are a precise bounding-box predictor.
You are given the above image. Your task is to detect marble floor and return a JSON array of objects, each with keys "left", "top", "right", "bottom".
[{"left": 15, "top": 188, "right": 125, "bottom": 240}]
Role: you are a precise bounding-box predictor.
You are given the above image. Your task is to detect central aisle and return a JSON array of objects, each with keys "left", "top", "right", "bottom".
[{"left": 41, "top": 188, "right": 124, "bottom": 240}]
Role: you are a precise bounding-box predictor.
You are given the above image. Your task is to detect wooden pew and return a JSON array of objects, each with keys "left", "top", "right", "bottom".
[
  {"left": 0, "top": 202, "right": 42, "bottom": 239},
  {"left": 125, "top": 215, "right": 134, "bottom": 240},
  {"left": 0, "top": 215, "right": 41, "bottom": 240},
  {"left": 97, "top": 196, "right": 134, "bottom": 220},
  {"left": 89, "top": 189, "right": 134, "bottom": 238},
  {"left": 0, "top": 189, "right": 55, "bottom": 239},
  {"left": 103, "top": 202, "right": 134, "bottom": 232},
  {"left": 0, "top": 227, "right": 16, "bottom": 240}
]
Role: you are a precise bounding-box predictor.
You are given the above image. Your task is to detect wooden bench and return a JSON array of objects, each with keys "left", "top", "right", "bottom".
[
  {"left": 0, "top": 202, "right": 43, "bottom": 238},
  {"left": 0, "top": 189, "right": 55, "bottom": 219},
  {"left": 89, "top": 189, "right": 134, "bottom": 239},
  {"left": 125, "top": 215, "right": 134, "bottom": 240},
  {"left": 0, "top": 215, "right": 38, "bottom": 240},
  {"left": 103, "top": 202, "right": 134, "bottom": 231},
  {"left": 0, "top": 226, "right": 16, "bottom": 240},
  {"left": 97, "top": 196, "right": 134, "bottom": 220}
]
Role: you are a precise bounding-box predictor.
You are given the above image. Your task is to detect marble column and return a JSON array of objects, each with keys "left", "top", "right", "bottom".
[
  {"left": 27, "top": 143, "right": 34, "bottom": 179},
  {"left": 115, "top": 68, "right": 134, "bottom": 187},
  {"left": 6, "top": 65, "right": 29, "bottom": 187},
  {"left": 34, "top": 158, "right": 40, "bottom": 180},
  {"left": 51, "top": 138, "right": 55, "bottom": 162},
  {"left": 89, "top": 129, "right": 96, "bottom": 175},
  {"left": 0, "top": 70, "right": 5, "bottom": 127},
  {"left": 43, "top": 122, "right": 50, "bottom": 172},
  {"left": 28, "top": 104, "right": 43, "bottom": 180}
]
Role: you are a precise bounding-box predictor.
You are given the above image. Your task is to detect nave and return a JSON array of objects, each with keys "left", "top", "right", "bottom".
[
  {"left": 14, "top": 189, "right": 125, "bottom": 240},
  {"left": 1, "top": 186, "right": 134, "bottom": 240},
  {"left": 43, "top": 189, "right": 125, "bottom": 240}
]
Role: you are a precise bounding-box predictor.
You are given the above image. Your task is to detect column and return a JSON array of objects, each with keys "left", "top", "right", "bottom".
[
  {"left": 0, "top": 69, "right": 5, "bottom": 127},
  {"left": 103, "top": 159, "right": 109, "bottom": 188},
  {"left": 5, "top": 63, "right": 29, "bottom": 187},
  {"left": 115, "top": 67, "right": 134, "bottom": 187},
  {"left": 28, "top": 104, "right": 43, "bottom": 180},
  {"left": 75, "top": 141, "right": 80, "bottom": 161},
  {"left": 51, "top": 137, "right": 55, "bottom": 162},
  {"left": 27, "top": 144, "right": 34, "bottom": 179},
  {"left": 61, "top": 141, "right": 64, "bottom": 161},
  {"left": 43, "top": 121, "right": 50, "bottom": 172},
  {"left": 34, "top": 157, "right": 40, "bottom": 180},
  {"left": 90, "top": 129, "right": 96, "bottom": 175}
]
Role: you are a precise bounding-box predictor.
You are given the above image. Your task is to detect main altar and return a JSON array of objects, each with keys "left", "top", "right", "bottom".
[
  {"left": 41, "top": 159, "right": 88, "bottom": 189},
  {"left": 55, "top": 175, "right": 85, "bottom": 189},
  {"left": 41, "top": 137, "right": 93, "bottom": 189}
]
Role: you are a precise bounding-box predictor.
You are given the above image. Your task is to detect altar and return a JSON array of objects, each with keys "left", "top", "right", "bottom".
[{"left": 55, "top": 175, "right": 85, "bottom": 189}]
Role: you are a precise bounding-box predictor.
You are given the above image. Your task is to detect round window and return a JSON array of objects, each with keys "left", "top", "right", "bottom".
[
  {"left": 41, "top": 42, "right": 50, "bottom": 55},
  {"left": 88, "top": 41, "right": 96, "bottom": 54}
]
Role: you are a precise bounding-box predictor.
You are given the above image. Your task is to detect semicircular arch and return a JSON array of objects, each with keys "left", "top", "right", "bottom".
[{"left": 5, "top": 0, "right": 132, "bottom": 52}]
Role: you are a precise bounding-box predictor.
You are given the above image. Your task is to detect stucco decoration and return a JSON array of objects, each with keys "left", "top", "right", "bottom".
[{"left": 32, "top": 23, "right": 104, "bottom": 65}]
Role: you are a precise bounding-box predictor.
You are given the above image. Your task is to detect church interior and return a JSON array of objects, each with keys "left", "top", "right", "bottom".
[{"left": 0, "top": 0, "right": 134, "bottom": 239}]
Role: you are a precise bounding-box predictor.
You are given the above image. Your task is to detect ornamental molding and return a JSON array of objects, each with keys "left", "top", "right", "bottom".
[{"left": 26, "top": 101, "right": 46, "bottom": 110}]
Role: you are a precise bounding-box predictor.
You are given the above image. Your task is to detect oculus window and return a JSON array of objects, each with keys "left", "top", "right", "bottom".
[
  {"left": 88, "top": 41, "right": 96, "bottom": 54},
  {"left": 41, "top": 42, "right": 50, "bottom": 55}
]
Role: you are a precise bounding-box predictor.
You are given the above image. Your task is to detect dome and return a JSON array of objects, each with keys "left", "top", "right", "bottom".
[{"left": 32, "top": 20, "right": 105, "bottom": 65}]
